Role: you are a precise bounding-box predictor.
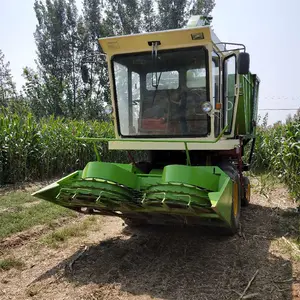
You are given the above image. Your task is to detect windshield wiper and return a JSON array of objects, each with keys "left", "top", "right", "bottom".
[
  {"left": 151, "top": 71, "right": 162, "bottom": 106},
  {"left": 150, "top": 41, "right": 162, "bottom": 106}
]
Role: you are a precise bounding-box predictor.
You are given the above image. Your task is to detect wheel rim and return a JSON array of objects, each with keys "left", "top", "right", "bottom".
[{"left": 233, "top": 182, "right": 239, "bottom": 217}]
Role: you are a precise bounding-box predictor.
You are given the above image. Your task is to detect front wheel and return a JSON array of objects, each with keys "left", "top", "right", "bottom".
[
  {"left": 219, "top": 163, "right": 241, "bottom": 235},
  {"left": 230, "top": 178, "right": 241, "bottom": 233},
  {"left": 241, "top": 176, "right": 251, "bottom": 207}
]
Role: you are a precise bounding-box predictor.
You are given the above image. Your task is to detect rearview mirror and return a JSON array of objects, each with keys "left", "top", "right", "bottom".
[
  {"left": 81, "top": 64, "right": 89, "bottom": 83},
  {"left": 238, "top": 52, "right": 250, "bottom": 74}
]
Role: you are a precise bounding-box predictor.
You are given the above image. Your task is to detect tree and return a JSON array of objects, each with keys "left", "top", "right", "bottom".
[
  {"left": 22, "top": 67, "right": 51, "bottom": 118},
  {"left": 0, "top": 49, "right": 17, "bottom": 107},
  {"left": 103, "top": 0, "right": 141, "bottom": 35},
  {"left": 26, "top": 0, "right": 216, "bottom": 120},
  {"left": 30, "top": 0, "right": 110, "bottom": 120},
  {"left": 141, "top": 0, "right": 157, "bottom": 32},
  {"left": 33, "top": 0, "right": 85, "bottom": 118},
  {"left": 156, "top": 0, "right": 215, "bottom": 30},
  {"left": 79, "top": 0, "right": 110, "bottom": 115},
  {"left": 190, "top": 0, "right": 215, "bottom": 17},
  {"left": 64, "top": 0, "right": 82, "bottom": 117},
  {"left": 157, "top": 0, "right": 188, "bottom": 30}
]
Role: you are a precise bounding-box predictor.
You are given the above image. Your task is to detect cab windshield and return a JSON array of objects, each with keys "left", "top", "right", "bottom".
[{"left": 112, "top": 46, "right": 210, "bottom": 137}]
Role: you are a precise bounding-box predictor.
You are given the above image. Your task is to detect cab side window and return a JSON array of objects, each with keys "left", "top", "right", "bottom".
[{"left": 223, "top": 55, "right": 236, "bottom": 132}]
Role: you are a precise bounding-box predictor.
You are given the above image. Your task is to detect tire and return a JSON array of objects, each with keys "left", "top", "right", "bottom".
[
  {"left": 229, "top": 175, "right": 241, "bottom": 234},
  {"left": 218, "top": 162, "right": 241, "bottom": 235},
  {"left": 241, "top": 176, "right": 251, "bottom": 207}
]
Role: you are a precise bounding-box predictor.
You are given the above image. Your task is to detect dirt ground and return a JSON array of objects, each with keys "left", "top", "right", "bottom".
[{"left": 0, "top": 182, "right": 299, "bottom": 300}]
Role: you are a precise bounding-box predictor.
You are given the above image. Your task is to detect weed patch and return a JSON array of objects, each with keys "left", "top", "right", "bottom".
[
  {"left": 41, "top": 216, "right": 98, "bottom": 248},
  {"left": 0, "top": 191, "right": 38, "bottom": 209},
  {"left": 0, "top": 258, "right": 24, "bottom": 271},
  {"left": 0, "top": 200, "right": 77, "bottom": 239}
]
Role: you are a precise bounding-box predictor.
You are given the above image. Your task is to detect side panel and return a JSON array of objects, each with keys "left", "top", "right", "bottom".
[{"left": 235, "top": 73, "right": 260, "bottom": 135}]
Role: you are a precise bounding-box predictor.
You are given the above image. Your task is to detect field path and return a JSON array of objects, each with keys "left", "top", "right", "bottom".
[{"left": 0, "top": 182, "right": 299, "bottom": 300}]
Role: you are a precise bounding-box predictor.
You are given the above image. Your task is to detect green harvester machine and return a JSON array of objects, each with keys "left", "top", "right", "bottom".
[{"left": 33, "top": 16, "right": 260, "bottom": 235}]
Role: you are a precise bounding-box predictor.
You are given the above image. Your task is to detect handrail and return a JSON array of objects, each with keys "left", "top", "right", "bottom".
[{"left": 76, "top": 125, "right": 229, "bottom": 145}]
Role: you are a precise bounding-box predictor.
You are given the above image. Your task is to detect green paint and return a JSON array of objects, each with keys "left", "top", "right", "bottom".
[
  {"left": 184, "top": 142, "right": 191, "bottom": 166},
  {"left": 32, "top": 162, "right": 233, "bottom": 228},
  {"left": 235, "top": 73, "right": 260, "bottom": 135},
  {"left": 82, "top": 162, "right": 139, "bottom": 189},
  {"left": 161, "top": 165, "right": 222, "bottom": 192},
  {"left": 209, "top": 177, "right": 232, "bottom": 225}
]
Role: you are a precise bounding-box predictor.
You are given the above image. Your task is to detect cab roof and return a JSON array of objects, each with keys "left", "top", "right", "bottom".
[{"left": 98, "top": 26, "right": 223, "bottom": 56}]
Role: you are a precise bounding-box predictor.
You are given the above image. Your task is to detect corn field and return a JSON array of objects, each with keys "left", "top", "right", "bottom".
[
  {"left": 252, "top": 115, "right": 300, "bottom": 201},
  {"left": 0, "top": 110, "right": 129, "bottom": 185},
  {"left": 0, "top": 110, "right": 299, "bottom": 201}
]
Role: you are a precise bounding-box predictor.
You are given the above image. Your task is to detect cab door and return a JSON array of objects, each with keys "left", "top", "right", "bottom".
[{"left": 222, "top": 52, "right": 240, "bottom": 137}]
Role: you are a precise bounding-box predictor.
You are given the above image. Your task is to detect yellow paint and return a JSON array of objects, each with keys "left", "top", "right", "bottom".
[
  {"left": 98, "top": 27, "right": 212, "bottom": 56},
  {"left": 233, "top": 181, "right": 239, "bottom": 217},
  {"left": 246, "top": 182, "right": 251, "bottom": 202},
  {"left": 108, "top": 139, "right": 240, "bottom": 150}
]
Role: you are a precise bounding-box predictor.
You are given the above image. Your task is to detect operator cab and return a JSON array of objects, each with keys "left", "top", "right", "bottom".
[
  {"left": 85, "top": 15, "right": 250, "bottom": 144},
  {"left": 113, "top": 46, "right": 209, "bottom": 137}
]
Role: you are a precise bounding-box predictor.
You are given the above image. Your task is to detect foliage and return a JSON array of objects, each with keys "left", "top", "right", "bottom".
[
  {"left": 102, "top": 0, "right": 215, "bottom": 34},
  {"left": 0, "top": 50, "right": 18, "bottom": 107},
  {"left": 0, "top": 188, "right": 79, "bottom": 240},
  {"left": 0, "top": 110, "right": 130, "bottom": 185},
  {"left": 156, "top": 0, "right": 188, "bottom": 30},
  {"left": 190, "top": 0, "right": 216, "bottom": 17},
  {"left": 41, "top": 215, "right": 97, "bottom": 248},
  {"left": 0, "top": 258, "right": 24, "bottom": 271},
  {"left": 32, "top": 0, "right": 84, "bottom": 118},
  {"left": 252, "top": 113, "right": 300, "bottom": 201}
]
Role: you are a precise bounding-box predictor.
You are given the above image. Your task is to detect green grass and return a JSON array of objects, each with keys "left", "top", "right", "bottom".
[
  {"left": 0, "top": 191, "right": 77, "bottom": 239},
  {"left": 41, "top": 216, "right": 98, "bottom": 248},
  {"left": 278, "top": 238, "right": 300, "bottom": 262},
  {"left": 293, "top": 238, "right": 300, "bottom": 248},
  {"left": 0, "top": 191, "right": 38, "bottom": 208},
  {"left": 0, "top": 258, "right": 24, "bottom": 271}
]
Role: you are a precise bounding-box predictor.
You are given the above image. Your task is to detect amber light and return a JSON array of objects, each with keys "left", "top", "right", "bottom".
[
  {"left": 191, "top": 32, "right": 204, "bottom": 40},
  {"left": 215, "top": 103, "right": 222, "bottom": 110}
]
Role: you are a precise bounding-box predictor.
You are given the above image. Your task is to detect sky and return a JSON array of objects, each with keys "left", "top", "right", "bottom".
[{"left": 0, "top": 0, "right": 299, "bottom": 124}]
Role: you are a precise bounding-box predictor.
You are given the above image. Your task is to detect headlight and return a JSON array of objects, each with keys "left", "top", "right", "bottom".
[
  {"left": 104, "top": 105, "right": 113, "bottom": 114},
  {"left": 201, "top": 101, "right": 212, "bottom": 113}
]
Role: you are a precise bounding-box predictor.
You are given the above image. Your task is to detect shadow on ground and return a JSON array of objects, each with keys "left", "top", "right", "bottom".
[{"left": 35, "top": 204, "right": 299, "bottom": 300}]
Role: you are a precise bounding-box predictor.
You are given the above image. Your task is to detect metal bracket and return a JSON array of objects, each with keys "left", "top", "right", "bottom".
[{"left": 215, "top": 42, "right": 246, "bottom": 53}]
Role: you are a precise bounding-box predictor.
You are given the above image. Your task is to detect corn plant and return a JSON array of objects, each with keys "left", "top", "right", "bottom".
[
  {"left": 0, "top": 111, "right": 128, "bottom": 185},
  {"left": 252, "top": 114, "right": 300, "bottom": 201}
]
